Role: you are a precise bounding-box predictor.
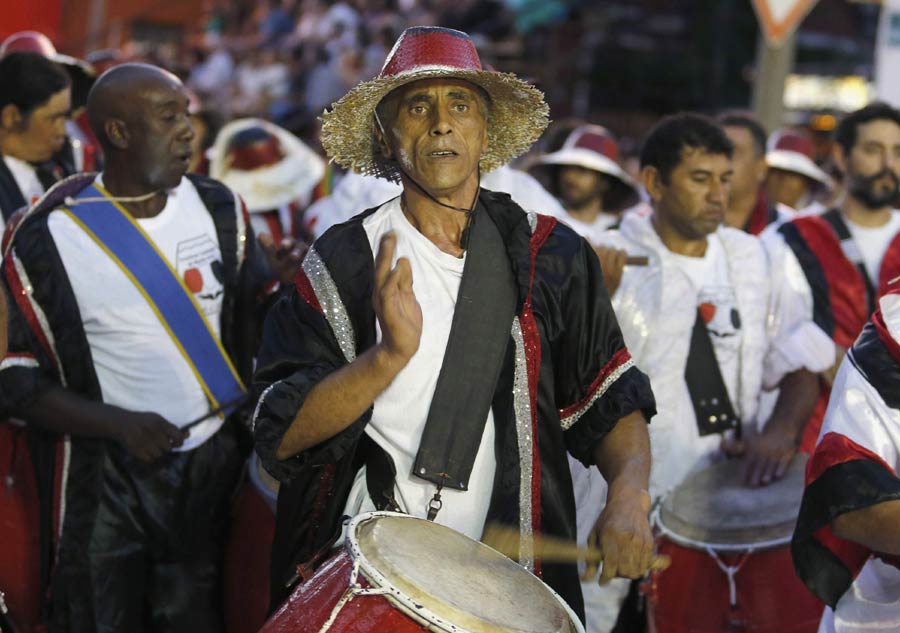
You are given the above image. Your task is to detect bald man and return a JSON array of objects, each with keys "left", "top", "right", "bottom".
[{"left": 0, "top": 64, "right": 292, "bottom": 632}]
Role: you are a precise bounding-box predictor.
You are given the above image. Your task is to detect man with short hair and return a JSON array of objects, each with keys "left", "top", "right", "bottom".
[
  {"left": 765, "top": 101, "right": 900, "bottom": 453},
  {"left": 0, "top": 51, "right": 72, "bottom": 222},
  {"left": 591, "top": 113, "right": 830, "bottom": 631},
  {"left": 717, "top": 110, "right": 791, "bottom": 234},
  {"left": 252, "top": 26, "right": 657, "bottom": 623},
  {"left": 0, "top": 63, "right": 292, "bottom": 632}
]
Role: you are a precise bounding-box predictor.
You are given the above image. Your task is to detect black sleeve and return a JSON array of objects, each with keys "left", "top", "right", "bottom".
[
  {"left": 554, "top": 236, "right": 656, "bottom": 467},
  {"left": 252, "top": 286, "right": 369, "bottom": 483}
]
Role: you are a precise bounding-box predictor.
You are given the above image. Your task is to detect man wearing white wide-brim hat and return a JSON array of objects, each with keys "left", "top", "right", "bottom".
[
  {"left": 251, "top": 26, "right": 657, "bottom": 622},
  {"left": 764, "top": 128, "right": 833, "bottom": 212}
]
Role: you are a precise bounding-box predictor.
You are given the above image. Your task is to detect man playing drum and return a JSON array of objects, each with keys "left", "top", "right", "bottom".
[
  {"left": 252, "top": 26, "right": 658, "bottom": 624},
  {"left": 592, "top": 113, "right": 833, "bottom": 630},
  {"left": 793, "top": 284, "right": 900, "bottom": 632}
]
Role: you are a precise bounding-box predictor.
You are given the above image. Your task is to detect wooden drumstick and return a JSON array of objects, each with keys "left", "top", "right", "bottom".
[
  {"left": 625, "top": 256, "right": 649, "bottom": 266},
  {"left": 482, "top": 523, "right": 670, "bottom": 571}
]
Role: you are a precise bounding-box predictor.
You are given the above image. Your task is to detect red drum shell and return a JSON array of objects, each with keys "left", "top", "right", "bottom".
[
  {"left": 259, "top": 550, "right": 428, "bottom": 633},
  {"left": 646, "top": 538, "right": 822, "bottom": 632},
  {"left": 224, "top": 459, "right": 278, "bottom": 633},
  {"left": 0, "top": 422, "right": 41, "bottom": 632}
]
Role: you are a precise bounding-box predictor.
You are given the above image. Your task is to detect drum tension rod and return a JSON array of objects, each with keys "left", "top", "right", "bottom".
[{"left": 427, "top": 473, "right": 449, "bottom": 521}]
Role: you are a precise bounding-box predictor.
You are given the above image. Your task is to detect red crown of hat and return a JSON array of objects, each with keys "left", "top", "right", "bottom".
[
  {"left": 771, "top": 129, "right": 814, "bottom": 159},
  {"left": 567, "top": 125, "right": 620, "bottom": 162},
  {"left": 226, "top": 128, "right": 287, "bottom": 171},
  {"left": 0, "top": 31, "right": 61, "bottom": 59},
  {"left": 379, "top": 27, "right": 482, "bottom": 79}
]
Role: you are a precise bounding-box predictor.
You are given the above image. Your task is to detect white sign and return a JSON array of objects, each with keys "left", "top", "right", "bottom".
[
  {"left": 876, "top": 0, "right": 900, "bottom": 107},
  {"left": 751, "top": 0, "right": 819, "bottom": 46}
]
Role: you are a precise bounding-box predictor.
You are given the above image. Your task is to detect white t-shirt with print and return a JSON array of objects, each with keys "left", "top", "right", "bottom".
[
  {"left": 47, "top": 176, "right": 227, "bottom": 451},
  {"left": 668, "top": 236, "right": 741, "bottom": 407},
  {"left": 846, "top": 211, "right": 900, "bottom": 286},
  {"left": 341, "top": 198, "right": 497, "bottom": 541}
]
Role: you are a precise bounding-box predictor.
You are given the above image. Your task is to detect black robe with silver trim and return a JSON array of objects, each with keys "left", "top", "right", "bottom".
[{"left": 253, "top": 189, "right": 656, "bottom": 621}]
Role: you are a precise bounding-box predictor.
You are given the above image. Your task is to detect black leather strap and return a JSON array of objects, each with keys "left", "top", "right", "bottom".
[
  {"left": 412, "top": 203, "right": 518, "bottom": 490},
  {"left": 684, "top": 308, "right": 741, "bottom": 436}
]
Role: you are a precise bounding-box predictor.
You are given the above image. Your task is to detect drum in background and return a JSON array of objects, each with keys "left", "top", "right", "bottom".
[
  {"left": 0, "top": 421, "right": 40, "bottom": 633},
  {"left": 224, "top": 453, "right": 279, "bottom": 633},
  {"left": 646, "top": 455, "right": 821, "bottom": 633},
  {"left": 260, "top": 512, "right": 585, "bottom": 633}
]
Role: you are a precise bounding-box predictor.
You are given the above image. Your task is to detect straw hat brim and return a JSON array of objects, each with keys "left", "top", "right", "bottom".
[
  {"left": 210, "top": 118, "right": 326, "bottom": 212},
  {"left": 320, "top": 68, "right": 549, "bottom": 183}
]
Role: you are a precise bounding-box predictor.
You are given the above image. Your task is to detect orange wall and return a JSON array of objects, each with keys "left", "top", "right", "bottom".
[{"left": 58, "top": 0, "right": 207, "bottom": 55}]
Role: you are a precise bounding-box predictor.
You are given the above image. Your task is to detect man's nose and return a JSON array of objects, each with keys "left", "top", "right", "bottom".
[{"left": 430, "top": 104, "right": 453, "bottom": 136}]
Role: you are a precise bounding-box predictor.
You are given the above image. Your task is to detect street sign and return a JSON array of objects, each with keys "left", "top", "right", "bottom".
[{"left": 751, "top": 0, "right": 820, "bottom": 46}]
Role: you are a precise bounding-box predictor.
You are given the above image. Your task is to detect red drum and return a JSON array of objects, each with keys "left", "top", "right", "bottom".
[
  {"left": 0, "top": 421, "right": 40, "bottom": 633},
  {"left": 646, "top": 456, "right": 822, "bottom": 632},
  {"left": 224, "top": 454, "right": 279, "bottom": 633},
  {"left": 260, "top": 512, "right": 586, "bottom": 633}
]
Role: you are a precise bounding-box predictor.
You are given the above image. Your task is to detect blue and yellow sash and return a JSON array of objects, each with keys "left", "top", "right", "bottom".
[{"left": 63, "top": 183, "right": 245, "bottom": 417}]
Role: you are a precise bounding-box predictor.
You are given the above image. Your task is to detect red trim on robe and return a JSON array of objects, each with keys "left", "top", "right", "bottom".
[
  {"left": 877, "top": 231, "right": 900, "bottom": 298},
  {"left": 558, "top": 347, "right": 632, "bottom": 421},
  {"left": 792, "top": 215, "right": 869, "bottom": 349},
  {"left": 294, "top": 269, "right": 324, "bottom": 316},
  {"left": 522, "top": 214, "right": 557, "bottom": 577},
  {"left": 807, "top": 432, "right": 896, "bottom": 484}
]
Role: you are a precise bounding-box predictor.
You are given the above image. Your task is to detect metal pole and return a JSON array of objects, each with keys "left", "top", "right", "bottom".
[{"left": 751, "top": 30, "right": 797, "bottom": 133}]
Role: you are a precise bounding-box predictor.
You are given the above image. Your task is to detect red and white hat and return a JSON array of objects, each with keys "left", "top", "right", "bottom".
[
  {"left": 766, "top": 129, "right": 831, "bottom": 187},
  {"left": 320, "top": 26, "right": 549, "bottom": 182},
  {"left": 531, "top": 124, "right": 638, "bottom": 194},
  {"left": 210, "top": 119, "right": 325, "bottom": 213},
  {"left": 0, "top": 31, "right": 96, "bottom": 108}
]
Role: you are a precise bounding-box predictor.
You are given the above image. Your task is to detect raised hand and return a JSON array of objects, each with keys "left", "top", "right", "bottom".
[
  {"left": 585, "top": 484, "right": 654, "bottom": 584},
  {"left": 594, "top": 246, "right": 628, "bottom": 296},
  {"left": 372, "top": 232, "right": 422, "bottom": 367},
  {"left": 258, "top": 232, "right": 308, "bottom": 285}
]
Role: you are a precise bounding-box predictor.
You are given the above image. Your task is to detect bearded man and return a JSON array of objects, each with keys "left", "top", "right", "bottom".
[{"left": 764, "top": 101, "right": 900, "bottom": 452}]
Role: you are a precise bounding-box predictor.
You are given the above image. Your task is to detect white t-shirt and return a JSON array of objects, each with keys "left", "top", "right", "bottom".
[
  {"left": 341, "top": 198, "right": 497, "bottom": 540},
  {"left": 3, "top": 154, "right": 44, "bottom": 209},
  {"left": 557, "top": 211, "right": 619, "bottom": 246},
  {"left": 48, "top": 176, "right": 226, "bottom": 451},
  {"left": 667, "top": 237, "right": 741, "bottom": 407},
  {"left": 846, "top": 211, "right": 900, "bottom": 286}
]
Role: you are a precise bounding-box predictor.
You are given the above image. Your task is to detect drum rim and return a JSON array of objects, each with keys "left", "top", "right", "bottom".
[
  {"left": 346, "top": 511, "right": 586, "bottom": 633},
  {"left": 650, "top": 505, "right": 791, "bottom": 552}
]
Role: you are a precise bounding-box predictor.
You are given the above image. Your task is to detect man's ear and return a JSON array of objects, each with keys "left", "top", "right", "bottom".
[
  {"left": 832, "top": 143, "right": 847, "bottom": 176},
  {"left": 0, "top": 104, "right": 23, "bottom": 132},
  {"left": 374, "top": 122, "right": 394, "bottom": 160},
  {"left": 641, "top": 165, "right": 664, "bottom": 202},
  {"left": 104, "top": 118, "right": 129, "bottom": 150}
]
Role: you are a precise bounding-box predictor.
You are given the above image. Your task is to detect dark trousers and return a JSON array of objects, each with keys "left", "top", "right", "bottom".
[{"left": 83, "top": 425, "right": 242, "bottom": 633}]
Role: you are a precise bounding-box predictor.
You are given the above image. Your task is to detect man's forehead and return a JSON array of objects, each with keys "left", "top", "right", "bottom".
[
  {"left": 679, "top": 146, "right": 732, "bottom": 170},
  {"left": 856, "top": 118, "right": 900, "bottom": 143},
  {"left": 392, "top": 77, "right": 481, "bottom": 100},
  {"left": 139, "top": 78, "right": 188, "bottom": 107}
]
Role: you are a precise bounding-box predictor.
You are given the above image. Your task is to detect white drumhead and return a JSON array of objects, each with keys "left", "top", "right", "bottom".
[{"left": 347, "top": 512, "right": 583, "bottom": 633}]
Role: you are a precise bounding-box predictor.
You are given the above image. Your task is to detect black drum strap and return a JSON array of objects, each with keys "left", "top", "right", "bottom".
[
  {"left": 685, "top": 308, "right": 741, "bottom": 436},
  {"left": 822, "top": 208, "right": 877, "bottom": 317},
  {"left": 412, "top": 204, "right": 517, "bottom": 491}
]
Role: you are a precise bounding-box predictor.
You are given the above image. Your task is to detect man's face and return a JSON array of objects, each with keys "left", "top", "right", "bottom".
[
  {"left": 723, "top": 125, "right": 765, "bottom": 203},
  {"left": 765, "top": 168, "right": 811, "bottom": 209},
  {"left": 9, "top": 87, "right": 71, "bottom": 163},
  {"left": 557, "top": 165, "right": 609, "bottom": 211},
  {"left": 649, "top": 147, "right": 732, "bottom": 240},
  {"left": 378, "top": 78, "right": 488, "bottom": 197},
  {"left": 128, "top": 77, "right": 196, "bottom": 190},
  {"left": 840, "top": 119, "right": 900, "bottom": 210}
]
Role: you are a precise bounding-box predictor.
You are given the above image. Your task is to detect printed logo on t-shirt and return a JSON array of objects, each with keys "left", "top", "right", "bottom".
[
  {"left": 175, "top": 235, "right": 224, "bottom": 316},
  {"left": 698, "top": 285, "right": 741, "bottom": 362}
]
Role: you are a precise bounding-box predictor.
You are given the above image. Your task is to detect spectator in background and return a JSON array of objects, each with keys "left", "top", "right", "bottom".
[
  {"left": 765, "top": 128, "right": 833, "bottom": 213},
  {"left": 0, "top": 52, "right": 72, "bottom": 225}
]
